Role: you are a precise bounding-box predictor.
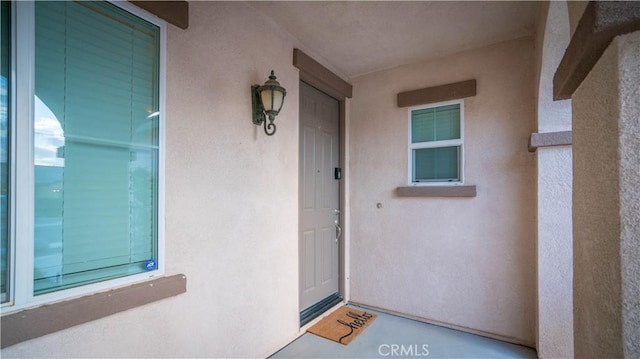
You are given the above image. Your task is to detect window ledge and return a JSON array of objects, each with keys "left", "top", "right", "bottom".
[
  {"left": 528, "top": 131, "right": 572, "bottom": 152},
  {"left": 396, "top": 185, "right": 477, "bottom": 197},
  {"left": 1, "top": 274, "right": 187, "bottom": 349}
]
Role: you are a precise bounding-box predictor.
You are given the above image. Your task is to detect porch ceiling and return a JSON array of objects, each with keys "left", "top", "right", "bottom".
[{"left": 248, "top": 1, "right": 539, "bottom": 79}]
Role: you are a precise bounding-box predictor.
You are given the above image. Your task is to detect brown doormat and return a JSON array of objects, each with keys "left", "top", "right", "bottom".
[{"left": 307, "top": 306, "right": 377, "bottom": 345}]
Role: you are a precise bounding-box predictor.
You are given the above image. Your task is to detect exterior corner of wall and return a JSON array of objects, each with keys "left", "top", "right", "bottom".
[{"left": 617, "top": 30, "right": 640, "bottom": 359}]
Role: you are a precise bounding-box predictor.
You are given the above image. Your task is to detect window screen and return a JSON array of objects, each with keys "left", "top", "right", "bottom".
[
  {"left": 414, "top": 146, "right": 460, "bottom": 182},
  {"left": 33, "top": 1, "right": 160, "bottom": 294},
  {"left": 411, "top": 104, "right": 460, "bottom": 143}
]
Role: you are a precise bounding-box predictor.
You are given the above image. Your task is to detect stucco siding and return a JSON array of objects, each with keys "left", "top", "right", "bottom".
[
  {"left": 533, "top": 1, "right": 574, "bottom": 357},
  {"left": 348, "top": 37, "right": 536, "bottom": 345},
  {"left": 572, "top": 30, "right": 640, "bottom": 359},
  {"left": 3, "top": 2, "right": 306, "bottom": 357}
]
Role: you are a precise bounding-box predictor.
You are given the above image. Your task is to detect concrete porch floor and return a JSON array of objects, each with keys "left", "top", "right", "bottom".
[{"left": 271, "top": 306, "right": 537, "bottom": 359}]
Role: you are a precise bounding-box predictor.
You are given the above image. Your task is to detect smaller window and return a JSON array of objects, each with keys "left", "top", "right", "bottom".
[{"left": 408, "top": 101, "right": 464, "bottom": 185}]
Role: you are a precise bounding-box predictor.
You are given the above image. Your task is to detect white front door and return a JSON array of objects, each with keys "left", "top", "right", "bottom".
[{"left": 299, "top": 81, "right": 340, "bottom": 312}]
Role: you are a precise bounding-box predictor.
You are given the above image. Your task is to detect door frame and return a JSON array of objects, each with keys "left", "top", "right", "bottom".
[{"left": 293, "top": 49, "right": 352, "bottom": 319}]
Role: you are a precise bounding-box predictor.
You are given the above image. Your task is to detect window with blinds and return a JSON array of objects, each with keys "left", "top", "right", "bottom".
[
  {"left": 33, "top": 1, "right": 161, "bottom": 294},
  {"left": 409, "top": 102, "right": 463, "bottom": 184}
]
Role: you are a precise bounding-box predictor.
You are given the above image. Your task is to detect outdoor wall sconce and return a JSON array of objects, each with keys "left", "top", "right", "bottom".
[{"left": 252, "top": 70, "right": 287, "bottom": 136}]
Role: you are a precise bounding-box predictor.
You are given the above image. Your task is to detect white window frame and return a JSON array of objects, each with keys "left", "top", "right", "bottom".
[
  {"left": 407, "top": 99, "right": 464, "bottom": 186},
  {"left": 2, "top": 0, "right": 166, "bottom": 313}
]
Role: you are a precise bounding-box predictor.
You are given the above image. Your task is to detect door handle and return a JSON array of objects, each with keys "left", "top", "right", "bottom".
[{"left": 334, "top": 220, "right": 342, "bottom": 243}]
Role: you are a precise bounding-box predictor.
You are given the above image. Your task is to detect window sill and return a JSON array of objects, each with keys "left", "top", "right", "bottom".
[
  {"left": 396, "top": 185, "right": 477, "bottom": 197},
  {"left": 1, "top": 274, "right": 187, "bottom": 349},
  {"left": 528, "top": 131, "right": 572, "bottom": 152}
]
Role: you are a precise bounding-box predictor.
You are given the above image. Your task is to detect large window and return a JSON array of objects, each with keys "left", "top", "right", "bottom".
[
  {"left": 408, "top": 101, "right": 464, "bottom": 184},
  {"left": 2, "top": 0, "right": 165, "bottom": 309}
]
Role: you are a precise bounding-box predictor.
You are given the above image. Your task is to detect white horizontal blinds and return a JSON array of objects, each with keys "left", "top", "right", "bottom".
[
  {"left": 411, "top": 103, "right": 461, "bottom": 182},
  {"left": 34, "top": 2, "right": 67, "bottom": 293},
  {"left": 33, "top": 1, "right": 160, "bottom": 294},
  {"left": 0, "top": 0, "right": 10, "bottom": 302},
  {"left": 414, "top": 147, "right": 460, "bottom": 181},
  {"left": 411, "top": 104, "right": 460, "bottom": 143}
]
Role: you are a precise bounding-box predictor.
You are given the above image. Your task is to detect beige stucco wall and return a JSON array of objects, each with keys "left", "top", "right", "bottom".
[
  {"left": 2, "top": 2, "right": 321, "bottom": 357},
  {"left": 533, "top": 1, "right": 574, "bottom": 358},
  {"left": 572, "top": 30, "right": 640, "bottom": 359},
  {"left": 348, "top": 37, "right": 536, "bottom": 346},
  {"left": 618, "top": 32, "right": 640, "bottom": 358}
]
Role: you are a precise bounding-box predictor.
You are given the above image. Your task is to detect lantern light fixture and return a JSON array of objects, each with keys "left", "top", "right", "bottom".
[{"left": 252, "top": 70, "right": 287, "bottom": 136}]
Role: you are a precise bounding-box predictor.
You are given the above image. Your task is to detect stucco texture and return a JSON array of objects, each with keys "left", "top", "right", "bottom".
[
  {"left": 3, "top": 2, "right": 304, "bottom": 357},
  {"left": 348, "top": 38, "right": 536, "bottom": 346},
  {"left": 572, "top": 30, "right": 640, "bottom": 359},
  {"left": 533, "top": 1, "right": 574, "bottom": 358}
]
